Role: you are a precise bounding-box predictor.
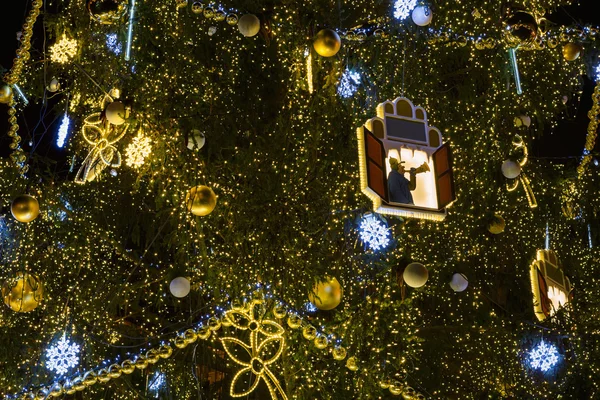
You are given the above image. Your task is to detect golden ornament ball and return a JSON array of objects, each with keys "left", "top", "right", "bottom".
[
  {"left": 313, "top": 29, "right": 341, "bottom": 57},
  {"left": 487, "top": 214, "right": 505, "bottom": 234},
  {"left": 287, "top": 314, "right": 302, "bottom": 329},
  {"left": 0, "top": 84, "right": 13, "bottom": 104},
  {"left": 185, "top": 185, "right": 217, "bottom": 216},
  {"left": 11, "top": 194, "right": 40, "bottom": 223},
  {"left": 302, "top": 325, "right": 317, "bottom": 340},
  {"left": 87, "top": 0, "right": 127, "bottom": 24},
  {"left": 346, "top": 356, "right": 359, "bottom": 371},
  {"left": 562, "top": 42, "right": 582, "bottom": 61},
  {"left": 2, "top": 272, "right": 44, "bottom": 312},
  {"left": 332, "top": 346, "right": 347, "bottom": 360},
  {"left": 314, "top": 334, "right": 329, "bottom": 349},
  {"left": 308, "top": 276, "right": 342, "bottom": 310},
  {"left": 389, "top": 381, "right": 403, "bottom": 395}
]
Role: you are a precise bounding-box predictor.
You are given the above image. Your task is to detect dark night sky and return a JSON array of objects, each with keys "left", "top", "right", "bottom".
[{"left": 1, "top": 1, "right": 599, "bottom": 163}]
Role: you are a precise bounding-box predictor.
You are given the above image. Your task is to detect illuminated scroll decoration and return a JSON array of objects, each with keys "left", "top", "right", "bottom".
[
  {"left": 75, "top": 95, "right": 129, "bottom": 183},
  {"left": 220, "top": 304, "right": 287, "bottom": 400},
  {"left": 357, "top": 96, "right": 456, "bottom": 221},
  {"left": 529, "top": 249, "right": 572, "bottom": 321},
  {"left": 505, "top": 134, "right": 537, "bottom": 208}
]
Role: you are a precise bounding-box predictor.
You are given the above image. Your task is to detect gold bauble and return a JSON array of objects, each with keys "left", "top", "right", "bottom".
[
  {"left": 0, "top": 84, "right": 13, "bottom": 104},
  {"left": 308, "top": 277, "right": 342, "bottom": 310},
  {"left": 120, "top": 360, "right": 135, "bottom": 374},
  {"left": 389, "top": 381, "right": 404, "bottom": 395},
  {"left": 272, "top": 302, "right": 287, "bottom": 319},
  {"left": 487, "top": 214, "right": 505, "bottom": 234},
  {"left": 287, "top": 314, "right": 302, "bottom": 329},
  {"left": 11, "top": 194, "right": 40, "bottom": 223},
  {"left": 562, "top": 42, "right": 582, "bottom": 61},
  {"left": 2, "top": 272, "right": 43, "bottom": 312},
  {"left": 302, "top": 325, "right": 317, "bottom": 340},
  {"left": 346, "top": 356, "right": 359, "bottom": 371},
  {"left": 402, "top": 386, "right": 416, "bottom": 399},
  {"left": 87, "top": 0, "right": 127, "bottom": 24},
  {"left": 197, "top": 326, "right": 211, "bottom": 340},
  {"left": 313, "top": 29, "right": 341, "bottom": 57},
  {"left": 208, "top": 316, "right": 222, "bottom": 331},
  {"left": 332, "top": 346, "right": 347, "bottom": 360},
  {"left": 186, "top": 185, "right": 217, "bottom": 216},
  {"left": 314, "top": 334, "right": 328, "bottom": 349}
]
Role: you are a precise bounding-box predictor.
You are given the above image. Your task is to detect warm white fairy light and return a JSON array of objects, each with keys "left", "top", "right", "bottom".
[
  {"left": 125, "top": 131, "right": 152, "bottom": 168},
  {"left": 393, "top": 0, "right": 417, "bottom": 20},
  {"left": 337, "top": 68, "right": 361, "bottom": 98},
  {"left": 46, "top": 334, "right": 80, "bottom": 375},
  {"left": 50, "top": 34, "right": 78, "bottom": 64},
  {"left": 56, "top": 114, "right": 70, "bottom": 148},
  {"left": 358, "top": 214, "right": 391, "bottom": 251},
  {"left": 528, "top": 340, "right": 559, "bottom": 372}
]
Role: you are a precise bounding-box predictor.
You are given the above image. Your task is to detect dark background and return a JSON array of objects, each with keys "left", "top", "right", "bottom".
[{"left": 1, "top": 1, "right": 599, "bottom": 164}]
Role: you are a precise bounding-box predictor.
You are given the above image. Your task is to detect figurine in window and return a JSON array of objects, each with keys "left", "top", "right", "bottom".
[{"left": 388, "top": 157, "right": 430, "bottom": 205}]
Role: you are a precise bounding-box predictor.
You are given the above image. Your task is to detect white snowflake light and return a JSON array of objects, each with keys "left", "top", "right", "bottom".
[
  {"left": 56, "top": 114, "right": 70, "bottom": 148},
  {"left": 359, "top": 214, "right": 391, "bottom": 251},
  {"left": 337, "top": 68, "right": 361, "bottom": 98},
  {"left": 528, "top": 340, "right": 559, "bottom": 372},
  {"left": 148, "top": 371, "right": 166, "bottom": 396},
  {"left": 46, "top": 334, "right": 80, "bottom": 375},
  {"left": 393, "top": 0, "right": 417, "bottom": 20},
  {"left": 106, "top": 33, "right": 122, "bottom": 55}
]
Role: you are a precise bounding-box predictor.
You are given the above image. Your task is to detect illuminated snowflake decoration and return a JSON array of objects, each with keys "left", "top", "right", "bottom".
[
  {"left": 528, "top": 340, "right": 559, "bottom": 372},
  {"left": 304, "top": 301, "right": 318, "bottom": 313},
  {"left": 393, "top": 0, "right": 417, "bottom": 20},
  {"left": 148, "top": 371, "right": 166, "bottom": 397},
  {"left": 57, "top": 114, "right": 70, "bottom": 148},
  {"left": 106, "top": 33, "right": 122, "bottom": 55},
  {"left": 358, "top": 214, "right": 391, "bottom": 251},
  {"left": 50, "top": 34, "right": 78, "bottom": 64},
  {"left": 46, "top": 334, "right": 80, "bottom": 375},
  {"left": 125, "top": 132, "right": 152, "bottom": 168},
  {"left": 337, "top": 68, "right": 361, "bottom": 98}
]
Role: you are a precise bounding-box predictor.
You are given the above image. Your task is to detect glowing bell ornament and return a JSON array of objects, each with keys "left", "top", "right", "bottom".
[
  {"left": 105, "top": 101, "right": 128, "bottom": 125},
  {"left": 487, "top": 214, "right": 505, "bottom": 234},
  {"left": 11, "top": 194, "right": 40, "bottom": 223},
  {"left": 403, "top": 262, "right": 428, "bottom": 288},
  {"left": 313, "top": 29, "right": 341, "bottom": 57},
  {"left": 449, "top": 273, "right": 468, "bottom": 292},
  {"left": 411, "top": 5, "right": 433, "bottom": 26},
  {"left": 501, "top": 159, "right": 521, "bottom": 179},
  {"left": 169, "top": 277, "right": 190, "bottom": 298},
  {"left": 2, "top": 272, "right": 44, "bottom": 312},
  {"left": 185, "top": 185, "right": 217, "bottom": 216},
  {"left": 308, "top": 277, "right": 342, "bottom": 310},
  {"left": 562, "top": 42, "right": 582, "bottom": 61},
  {"left": 237, "top": 14, "right": 260, "bottom": 37}
]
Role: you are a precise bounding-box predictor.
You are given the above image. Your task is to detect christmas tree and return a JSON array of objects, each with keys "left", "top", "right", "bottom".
[{"left": 1, "top": 0, "right": 600, "bottom": 398}]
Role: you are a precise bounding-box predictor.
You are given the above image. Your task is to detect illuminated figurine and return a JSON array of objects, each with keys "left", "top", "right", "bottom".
[{"left": 388, "top": 157, "right": 420, "bottom": 204}]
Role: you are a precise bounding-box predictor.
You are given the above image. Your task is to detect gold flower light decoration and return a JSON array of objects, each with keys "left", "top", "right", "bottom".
[
  {"left": 50, "top": 34, "right": 78, "bottom": 64},
  {"left": 220, "top": 304, "right": 287, "bottom": 400},
  {"left": 125, "top": 130, "right": 152, "bottom": 168}
]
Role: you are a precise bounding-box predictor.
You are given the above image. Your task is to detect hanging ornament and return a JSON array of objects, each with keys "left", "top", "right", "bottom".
[
  {"left": 504, "top": 9, "right": 538, "bottom": 45},
  {"left": 346, "top": 356, "right": 359, "bottom": 371},
  {"left": 449, "top": 273, "right": 468, "bottom": 292},
  {"left": 487, "top": 214, "right": 505, "bottom": 234},
  {"left": 308, "top": 277, "right": 342, "bottom": 310},
  {"left": 203, "top": 7, "right": 215, "bottom": 18},
  {"left": 47, "top": 78, "right": 61, "bottom": 93},
  {"left": 11, "top": 194, "right": 40, "bottom": 223},
  {"left": 513, "top": 114, "right": 531, "bottom": 128},
  {"left": 187, "top": 129, "right": 206, "bottom": 150},
  {"left": 389, "top": 381, "right": 403, "bottom": 395},
  {"left": 358, "top": 213, "right": 391, "bottom": 251},
  {"left": 214, "top": 10, "right": 226, "bottom": 22},
  {"left": 87, "top": 0, "right": 127, "bottom": 24},
  {"left": 337, "top": 68, "right": 361, "bottom": 98},
  {"left": 501, "top": 159, "right": 521, "bottom": 179},
  {"left": 2, "top": 272, "right": 43, "bottom": 312},
  {"left": 562, "top": 42, "right": 582, "bottom": 61},
  {"left": 0, "top": 84, "right": 12, "bottom": 104},
  {"left": 237, "top": 14, "right": 260, "bottom": 37},
  {"left": 191, "top": 1, "right": 203, "bottom": 14},
  {"left": 332, "top": 346, "right": 347, "bottom": 360},
  {"left": 226, "top": 13, "right": 238, "bottom": 26},
  {"left": 393, "top": 0, "right": 417, "bottom": 20},
  {"left": 528, "top": 340, "right": 559, "bottom": 371},
  {"left": 50, "top": 34, "right": 78, "bottom": 64},
  {"left": 169, "top": 277, "right": 190, "bottom": 298},
  {"left": 46, "top": 333, "right": 80, "bottom": 375},
  {"left": 125, "top": 130, "right": 152, "bottom": 168},
  {"left": 105, "top": 101, "right": 129, "bottom": 125},
  {"left": 403, "top": 262, "right": 428, "bottom": 288},
  {"left": 302, "top": 325, "right": 317, "bottom": 340},
  {"left": 313, "top": 29, "right": 341, "bottom": 57},
  {"left": 411, "top": 5, "right": 433, "bottom": 26},
  {"left": 185, "top": 185, "right": 217, "bottom": 216}
]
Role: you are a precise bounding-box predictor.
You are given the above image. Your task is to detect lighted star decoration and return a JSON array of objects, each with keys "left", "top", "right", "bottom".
[
  {"left": 528, "top": 340, "right": 559, "bottom": 372},
  {"left": 125, "top": 130, "right": 152, "bottom": 168},
  {"left": 46, "top": 333, "right": 80, "bottom": 375},
  {"left": 393, "top": 0, "right": 417, "bottom": 20},
  {"left": 50, "top": 34, "right": 78, "bottom": 64},
  {"left": 220, "top": 305, "right": 287, "bottom": 400},
  {"left": 337, "top": 68, "right": 361, "bottom": 98},
  {"left": 358, "top": 213, "right": 391, "bottom": 251}
]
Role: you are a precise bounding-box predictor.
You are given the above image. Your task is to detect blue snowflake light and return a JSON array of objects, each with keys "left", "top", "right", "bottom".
[
  {"left": 528, "top": 340, "right": 559, "bottom": 372},
  {"left": 56, "top": 114, "right": 70, "bottom": 148},
  {"left": 148, "top": 371, "right": 166, "bottom": 397},
  {"left": 337, "top": 68, "right": 361, "bottom": 98},
  {"left": 46, "top": 334, "right": 80, "bottom": 375},
  {"left": 106, "top": 33, "right": 122, "bottom": 55},
  {"left": 358, "top": 214, "right": 391, "bottom": 251},
  {"left": 393, "top": 0, "right": 417, "bottom": 20},
  {"left": 304, "top": 301, "right": 318, "bottom": 313}
]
